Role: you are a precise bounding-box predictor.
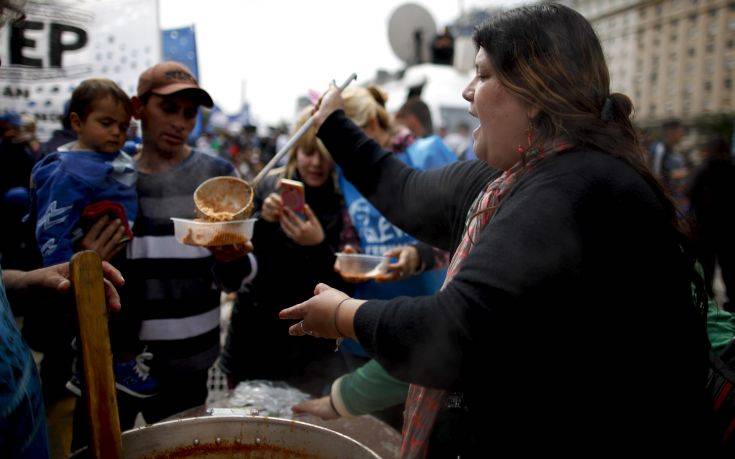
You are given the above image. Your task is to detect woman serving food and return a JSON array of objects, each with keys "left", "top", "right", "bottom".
[{"left": 280, "top": 4, "right": 712, "bottom": 457}]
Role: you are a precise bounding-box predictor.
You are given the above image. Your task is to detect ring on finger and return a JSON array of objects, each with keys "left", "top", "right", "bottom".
[{"left": 299, "top": 321, "right": 313, "bottom": 336}]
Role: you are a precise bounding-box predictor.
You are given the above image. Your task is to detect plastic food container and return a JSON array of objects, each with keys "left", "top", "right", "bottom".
[
  {"left": 172, "top": 218, "right": 256, "bottom": 247},
  {"left": 335, "top": 253, "right": 391, "bottom": 282}
]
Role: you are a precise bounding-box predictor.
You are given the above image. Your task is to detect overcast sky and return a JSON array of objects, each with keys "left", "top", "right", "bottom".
[{"left": 159, "top": 0, "right": 525, "bottom": 125}]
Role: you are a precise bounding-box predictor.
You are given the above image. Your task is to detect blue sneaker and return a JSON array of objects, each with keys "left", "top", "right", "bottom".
[{"left": 114, "top": 351, "right": 158, "bottom": 398}]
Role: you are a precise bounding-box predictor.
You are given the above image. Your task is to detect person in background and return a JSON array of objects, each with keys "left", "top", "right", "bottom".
[
  {"left": 394, "top": 97, "right": 457, "bottom": 170},
  {"left": 220, "top": 107, "right": 352, "bottom": 395},
  {"left": 0, "top": 111, "right": 38, "bottom": 272},
  {"left": 282, "top": 4, "right": 711, "bottom": 456},
  {"left": 649, "top": 119, "right": 689, "bottom": 209},
  {"left": 395, "top": 97, "right": 433, "bottom": 139},
  {"left": 689, "top": 137, "right": 735, "bottom": 312},
  {"left": 17, "top": 114, "right": 40, "bottom": 159},
  {"left": 40, "top": 101, "right": 76, "bottom": 158},
  {"left": 443, "top": 122, "right": 475, "bottom": 160}
]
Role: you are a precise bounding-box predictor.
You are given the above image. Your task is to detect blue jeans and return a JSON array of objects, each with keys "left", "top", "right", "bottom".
[{"left": 0, "top": 356, "right": 50, "bottom": 459}]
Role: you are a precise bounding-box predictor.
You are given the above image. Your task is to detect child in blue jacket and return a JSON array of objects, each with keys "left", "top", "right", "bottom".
[{"left": 31, "top": 78, "right": 156, "bottom": 398}]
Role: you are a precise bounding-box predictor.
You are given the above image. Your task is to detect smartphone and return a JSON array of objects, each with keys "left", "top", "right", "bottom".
[{"left": 279, "top": 178, "right": 306, "bottom": 219}]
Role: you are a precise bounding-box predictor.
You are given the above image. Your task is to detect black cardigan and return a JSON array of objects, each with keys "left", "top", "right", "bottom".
[{"left": 318, "top": 111, "right": 712, "bottom": 456}]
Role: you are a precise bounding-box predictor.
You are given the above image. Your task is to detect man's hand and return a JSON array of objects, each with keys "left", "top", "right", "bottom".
[
  {"left": 4, "top": 261, "right": 125, "bottom": 312},
  {"left": 78, "top": 215, "right": 127, "bottom": 261},
  {"left": 209, "top": 242, "right": 253, "bottom": 263}
]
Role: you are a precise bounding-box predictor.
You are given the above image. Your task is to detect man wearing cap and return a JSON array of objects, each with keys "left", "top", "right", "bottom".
[{"left": 73, "top": 62, "right": 255, "bottom": 441}]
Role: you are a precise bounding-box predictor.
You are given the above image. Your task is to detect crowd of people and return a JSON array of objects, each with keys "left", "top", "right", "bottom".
[{"left": 3, "top": 1, "right": 735, "bottom": 458}]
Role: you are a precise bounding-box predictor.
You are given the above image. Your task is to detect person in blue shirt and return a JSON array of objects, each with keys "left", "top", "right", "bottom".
[{"left": 30, "top": 78, "right": 155, "bottom": 399}]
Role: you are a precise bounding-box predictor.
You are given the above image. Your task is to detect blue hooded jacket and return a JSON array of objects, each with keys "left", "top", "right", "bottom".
[{"left": 30, "top": 144, "right": 137, "bottom": 266}]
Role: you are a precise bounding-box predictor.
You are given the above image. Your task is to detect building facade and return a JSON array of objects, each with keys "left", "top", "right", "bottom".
[{"left": 560, "top": 0, "right": 735, "bottom": 124}]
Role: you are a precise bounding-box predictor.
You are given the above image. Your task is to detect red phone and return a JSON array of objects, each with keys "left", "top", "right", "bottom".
[{"left": 279, "top": 178, "right": 306, "bottom": 219}]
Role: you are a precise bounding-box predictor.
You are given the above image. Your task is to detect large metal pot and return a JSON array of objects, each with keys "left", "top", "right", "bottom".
[{"left": 71, "top": 416, "right": 381, "bottom": 458}]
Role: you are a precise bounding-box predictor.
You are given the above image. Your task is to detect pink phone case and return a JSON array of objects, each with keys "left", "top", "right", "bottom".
[{"left": 279, "top": 179, "right": 306, "bottom": 217}]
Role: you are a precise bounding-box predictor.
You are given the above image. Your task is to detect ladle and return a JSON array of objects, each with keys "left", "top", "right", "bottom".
[{"left": 194, "top": 73, "right": 357, "bottom": 220}]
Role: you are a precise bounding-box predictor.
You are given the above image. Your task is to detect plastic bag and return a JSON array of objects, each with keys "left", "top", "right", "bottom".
[{"left": 210, "top": 380, "right": 310, "bottom": 419}]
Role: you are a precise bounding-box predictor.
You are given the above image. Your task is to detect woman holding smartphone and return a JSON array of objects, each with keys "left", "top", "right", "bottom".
[{"left": 218, "top": 107, "right": 355, "bottom": 395}]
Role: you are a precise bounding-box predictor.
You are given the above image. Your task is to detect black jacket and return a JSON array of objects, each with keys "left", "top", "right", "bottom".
[
  {"left": 319, "top": 110, "right": 712, "bottom": 456},
  {"left": 221, "top": 169, "right": 351, "bottom": 395}
]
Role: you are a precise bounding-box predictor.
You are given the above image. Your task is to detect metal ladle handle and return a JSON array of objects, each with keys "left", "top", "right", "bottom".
[{"left": 251, "top": 73, "right": 357, "bottom": 187}]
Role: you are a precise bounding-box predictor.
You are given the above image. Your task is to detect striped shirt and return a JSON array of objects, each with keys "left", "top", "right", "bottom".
[{"left": 121, "top": 150, "right": 236, "bottom": 373}]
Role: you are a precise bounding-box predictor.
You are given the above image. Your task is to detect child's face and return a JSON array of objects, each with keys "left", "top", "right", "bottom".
[{"left": 73, "top": 96, "right": 130, "bottom": 154}]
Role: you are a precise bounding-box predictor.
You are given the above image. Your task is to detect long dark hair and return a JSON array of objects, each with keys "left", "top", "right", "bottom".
[{"left": 474, "top": 3, "right": 688, "bottom": 236}]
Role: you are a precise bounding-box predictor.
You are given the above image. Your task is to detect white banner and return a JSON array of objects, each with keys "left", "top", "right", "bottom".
[{"left": 0, "top": 0, "right": 161, "bottom": 140}]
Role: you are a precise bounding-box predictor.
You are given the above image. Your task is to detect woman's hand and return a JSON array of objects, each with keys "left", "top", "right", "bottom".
[
  {"left": 292, "top": 396, "right": 340, "bottom": 420},
  {"left": 380, "top": 246, "right": 421, "bottom": 282},
  {"left": 78, "top": 215, "right": 126, "bottom": 261},
  {"left": 261, "top": 193, "right": 284, "bottom": 223},
  {"left": 312, "top": 82, "right": 344, "bottom": 129},
  {"left": 279, "top": 283, "right": 365, "bottom": 339},
  {"left": 280, "top": 205, "right": 325, "bottom": 246}
]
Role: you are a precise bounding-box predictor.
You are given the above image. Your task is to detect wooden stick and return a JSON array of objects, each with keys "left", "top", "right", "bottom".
[{"left": 71, "top": 251, "right": 122, "bottom": 459}]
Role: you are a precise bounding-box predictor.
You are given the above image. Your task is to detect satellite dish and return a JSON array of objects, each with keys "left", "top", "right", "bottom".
[{"left": 388, "top": 3, "right": 438, "bottom": 66}]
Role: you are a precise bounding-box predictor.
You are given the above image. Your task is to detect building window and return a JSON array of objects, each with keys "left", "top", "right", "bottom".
[
  {"left": 656, "top": 4, "right": 663, "bottom": 15},
  {"left": 706, "top": 44, "right": 715, "bottom": 53},
  {"left": 708, "top": 8, "right": 717, "bottom": 17},
  {"left": 705, "top": 81, "right": 713, "bottom": 91},
  {"left": 728, "top": 39, "right": 734, "bottom": 48},
  {"left": 726, "top": 78, "right": 733, "bottom": 89},
  {"left": 650, "top": 104, "right": 657, "bottom": 115},
  {"left": 651, "top": 72, "right": 659, "bottom": 83},
  {"left": 688, "top": 47, "right": 696, "bottom": 56},
  {"left": 689, "top": 13, "right": 698, "bottom": 22},
  {"left": 671, "top": 33, "right": 678, "bottom": 41}
]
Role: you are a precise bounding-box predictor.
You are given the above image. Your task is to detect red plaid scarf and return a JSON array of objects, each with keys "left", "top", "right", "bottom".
[{"left": 400, "top": 143, "right": 570, "bottom": 458}]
